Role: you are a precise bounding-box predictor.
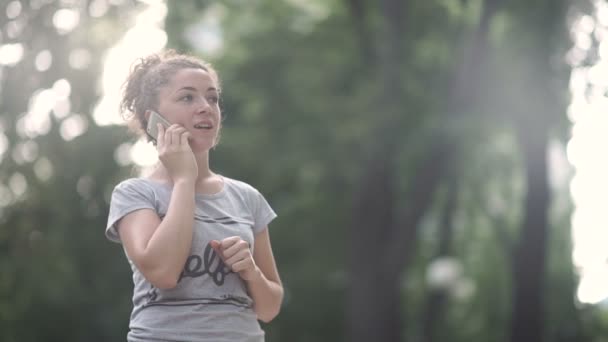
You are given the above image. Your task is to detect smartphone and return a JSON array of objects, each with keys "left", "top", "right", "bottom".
[{"left": 146, "top": 110, "right": 171, "bottom": 143}]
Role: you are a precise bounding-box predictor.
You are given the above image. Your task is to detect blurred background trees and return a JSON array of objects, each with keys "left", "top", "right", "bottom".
[{"left": 1, "top": 0, "right": 607, "bottom": 341}]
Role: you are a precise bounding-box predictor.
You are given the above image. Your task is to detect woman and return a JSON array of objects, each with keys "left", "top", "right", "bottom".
[{"left": 106, "top": 50, "right": 283, "bottom": 342}]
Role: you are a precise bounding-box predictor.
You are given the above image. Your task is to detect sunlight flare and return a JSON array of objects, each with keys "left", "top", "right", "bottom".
[{"left": 568, "top": 1, "right": 608, "bottom": 305}]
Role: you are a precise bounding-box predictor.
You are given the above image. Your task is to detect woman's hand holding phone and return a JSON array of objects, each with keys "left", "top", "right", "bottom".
[{"left": 156, "top": 123, "right": 198, "bottom": 184}]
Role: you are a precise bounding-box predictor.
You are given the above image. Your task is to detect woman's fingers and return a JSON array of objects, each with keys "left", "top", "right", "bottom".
[
  {"left": 221, "top": 238, "right": 247, "bottom": 259},
  {"left": 231, "top": 258, "right": 255, "bottom": 274},
  {"left": 170, "top": 124, "right": 182, "bottom": 145},
  {"left": 156, "top": 124, "right": 165, "bottom": 147},
  {"left": 211, "top": 237, "right": 253, "bottom": 271},
  {"left": 160, "top": 124, "right": 191, "bottom": 148},
  {"left": 155, "top": 123, "right": 198, "bottom": 182},
  {"left": 166, "top": 124, "right": 178, "bottom": 146},
  {"left": 181, "top": 130, "right": 191, "bottom": 145},
  {"left": 225, "top": 248, "right": 250, "bottom": 268}
]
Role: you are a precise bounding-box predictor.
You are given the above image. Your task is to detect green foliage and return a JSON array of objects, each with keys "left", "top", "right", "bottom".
[
  {"left": 0, "top": 1, "right": 144, "bottom": 341},
  {"left": 0, "top": 126, "right": 133, "bottom": 342},
  {"left": 0, "top": 0, "right": 605, "bottom": 341}
]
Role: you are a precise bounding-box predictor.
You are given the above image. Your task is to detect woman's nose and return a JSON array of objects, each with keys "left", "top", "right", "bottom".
[{"left": 196, "top": 97, "right": 211, "bottom": 113}]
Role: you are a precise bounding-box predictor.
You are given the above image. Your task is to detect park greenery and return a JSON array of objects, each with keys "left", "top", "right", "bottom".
[{"left": 1, "top": 0, "right": 608, "bottom": 341}]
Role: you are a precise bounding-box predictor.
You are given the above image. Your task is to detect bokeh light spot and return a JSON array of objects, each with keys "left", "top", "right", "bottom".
[
  {"left": 52, "top": 98, "right": 71, "bottom": 119},
  {"left": 33, "top": 157, "right": 53, "bottom": 182},
  {"left": 35, "top": 50, "right": 52, "bottom": 72},
  {"left": 53, "top": 8, "right": 80, "bottom": 35},
  {"left": 0, "top": 132, "right": 8, "bottom": 161},
  {"left": 6, "top": 1, "right": 23, "bottom": 19},
  {"left": 89, "top": 0, "right": 109, "bottom": 18},
  {"left": 76, "top": 175, "right": 94, "bottom": 199},
  {"left": 0, "top": 184, "right": 13, "bottom": 207},
  {"left": 69, "top": 48, "right": 92, "bottom": 70},
  {"left": 60, "top": 114, "right": 88, "bottom": 141},
  {"left": 5, "top": 19, "right": 25, "bottom": 39},
  {"left": 8, "top": 172, "right": 27, "bottom": 198},
  {"left": 114, "top": 142, "right": 133, "bottom": 166},
  {"left": 0, "top": 43, "right": 23, "bottom": 66},
  {"left": 130, "top": 139, "right": 157, "bottom": 167},
  {"left": 53, "top": 78, "right": 71, "bottom": 99},
  {"left": 14, "top": 140, "right": 39, "bottom": 163},
  {"left": 19, "top": 88, "right": 54, "bottom": 139}
]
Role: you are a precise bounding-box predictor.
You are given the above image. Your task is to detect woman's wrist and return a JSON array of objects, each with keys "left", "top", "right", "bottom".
[
  {"left": 173, "top": 178, "right": 196, "bottom": 189},
  {"left": 244, "top": 266, "right": 264, "bottom": 283}
]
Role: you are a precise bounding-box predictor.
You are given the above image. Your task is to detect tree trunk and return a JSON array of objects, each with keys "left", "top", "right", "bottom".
[
  {"left": 346, "top": 0, "right": 407, "bottom": 339},
  {"left": 346, "top": 0, "right": 374, "bottom": 65},
  {"left": 421, "top": 176, "right": 458, "bottom": 342},
  {"left": 345, "top": 0, "right": 499, "bottom": 340},
  {"left": 384, "top": 0, "right": 502, "bottom": 273},
  {"left": 509, "top": 112, "right": 550, "bottom": 342},
  {"left": 346, "top": 148, "right": 401, "bottom": 342}
]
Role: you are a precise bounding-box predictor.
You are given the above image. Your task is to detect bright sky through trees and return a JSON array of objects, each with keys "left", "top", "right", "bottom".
[{"left": 568, "top": 1, "right": 608, "bottom": 305}]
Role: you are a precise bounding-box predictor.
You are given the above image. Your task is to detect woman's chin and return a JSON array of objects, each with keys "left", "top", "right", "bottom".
[{"left": 189, "top": 139, "right": 215, "bottom": 152}]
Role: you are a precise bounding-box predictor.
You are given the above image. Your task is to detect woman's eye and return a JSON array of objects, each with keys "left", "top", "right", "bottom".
[
  {"left": 207, "top": 96, "right": 219, "bottom": 104},
  {"left": 180, "top": 94, "right": 193, "bottom": 102}
]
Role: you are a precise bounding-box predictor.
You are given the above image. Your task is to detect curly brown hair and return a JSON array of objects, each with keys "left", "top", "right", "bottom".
[{"left": 119, "top": 50, "right": 220, "bottom": 139}]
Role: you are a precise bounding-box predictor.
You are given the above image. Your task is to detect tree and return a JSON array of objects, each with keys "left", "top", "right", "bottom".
[
  {"left": 0, "top": 0, "right": 602, "bottom": 341},
  {"left": 0, "top": 1, "right": 148, "bottom": 341}
]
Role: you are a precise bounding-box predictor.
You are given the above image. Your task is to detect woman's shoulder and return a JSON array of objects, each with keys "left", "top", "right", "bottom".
[
  {"left": 222, "top": 176, "right": 259, "bottom": 194},
  {"left": 115, "top": 177, "right": 149, "bottom": 189},
  {"left": 113, "top": 177, "right": 167, "bottom": 194}
]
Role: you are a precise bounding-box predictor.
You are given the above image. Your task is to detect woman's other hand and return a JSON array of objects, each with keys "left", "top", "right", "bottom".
[{"left": 210, "top": 237, "right": 260, "bottom": 281}]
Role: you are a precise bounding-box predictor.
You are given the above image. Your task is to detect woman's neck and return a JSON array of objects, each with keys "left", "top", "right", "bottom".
[
  {"left": 150, "top": 150, "right": 211, "bottom": 180},
  {"left": 149, "top": 151, "right": 223, "bottom": 195},
  {"left": 193, "top": 151, "right": 213, "bottom": 180}
]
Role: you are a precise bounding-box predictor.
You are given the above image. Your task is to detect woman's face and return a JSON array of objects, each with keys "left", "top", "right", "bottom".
[{"left": 155, "top": 68, "right": 221, "bottom": 152}]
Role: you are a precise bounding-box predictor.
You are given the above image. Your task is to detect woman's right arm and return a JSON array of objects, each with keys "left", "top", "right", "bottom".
[
  {"left": 116, "top": 179, "right": 195, "bottom": 289},
  {"left": 117, "top": 125, "right": 197, "bottom": 289}
]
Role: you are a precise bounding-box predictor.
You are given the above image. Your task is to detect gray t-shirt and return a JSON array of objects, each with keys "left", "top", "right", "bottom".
[{"left": 106, "top": 177, "right": 277, "bottom": 342}]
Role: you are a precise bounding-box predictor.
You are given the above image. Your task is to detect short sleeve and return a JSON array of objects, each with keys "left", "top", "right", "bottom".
[
  {"left": 251, "top": 189, "right": 277, "bottom": 235},
  {"left": 105, "top": 179, "right": 157, "bottom": 243}
]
